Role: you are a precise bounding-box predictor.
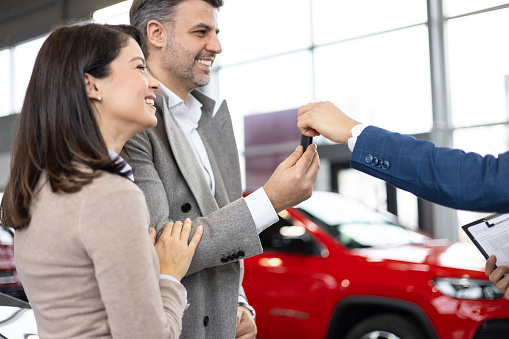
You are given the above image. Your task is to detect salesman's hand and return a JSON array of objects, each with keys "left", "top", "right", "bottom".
[
  {"left": 485, "top": 255, "right": 509, "bottom": 299},
  {"left": 236, "top": 306, "right": 256, "bottom": 339},
  {"left": 149, "top": 219, "right": 203, "bottom": 281},
  {"left": 263, "top": 143, "right": 319, "bottom": 213},
  {"left": 298, "top": 101, "right": 361, "bottom": 144}
]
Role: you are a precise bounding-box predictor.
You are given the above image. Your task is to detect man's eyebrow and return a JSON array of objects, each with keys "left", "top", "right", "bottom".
[{"left": 191, "top": 23, "right": 220, "bottom": 34}]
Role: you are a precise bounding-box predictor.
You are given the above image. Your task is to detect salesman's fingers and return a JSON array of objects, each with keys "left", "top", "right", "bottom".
[
  {"left": 188, "top": 225, "right": 203, "bottom": 251},
  {"left": 297, "top": 102, "right": 316, "bottom": 116},
  {"left": 149, "top": 227, "right": 156, "bottom": 246},
  {"left": 485, "top": 255, "right": 497, "bottom": 276}
]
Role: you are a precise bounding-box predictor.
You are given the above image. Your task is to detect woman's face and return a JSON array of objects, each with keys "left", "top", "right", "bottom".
[{"left": 93, "top": 37, "right": 160, "bottom": 147}]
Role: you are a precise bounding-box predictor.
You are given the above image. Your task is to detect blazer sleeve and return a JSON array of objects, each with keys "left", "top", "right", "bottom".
[
  {"left": 351, "top": 125, "right": 509, "bottom": 212},
  {"left": 78, "top": 181, "right": 186, "bottom": 338},
  {"left": 125, "top": 131, "right": 263, "bottom": 277}
]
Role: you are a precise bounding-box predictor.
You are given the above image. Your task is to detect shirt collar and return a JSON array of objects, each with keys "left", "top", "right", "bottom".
[
  {"left": 160, "top": 83, "right": 203, "bottom": 128},
  {"left": 108, "top": 149, "right": 134, "bottom": 182}
]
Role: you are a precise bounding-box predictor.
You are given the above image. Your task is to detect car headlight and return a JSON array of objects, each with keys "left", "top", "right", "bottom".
[{"left": 433, "top": 278, "right": 504, "bottom": 300}]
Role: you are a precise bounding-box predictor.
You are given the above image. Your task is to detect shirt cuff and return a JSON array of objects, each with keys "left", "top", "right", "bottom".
[
  {"left": 160, "top": 274, "right": 187, "bottom": 304},
  {"left": 244, "top": 187, "right": 279, "bottom": 234},
  {"left": 347, "top": 124, "right": 369, "bottom": 152}
]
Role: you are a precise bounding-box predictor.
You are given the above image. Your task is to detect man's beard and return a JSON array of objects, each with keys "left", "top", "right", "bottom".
[{"left": 165, "top": 38, "right": 211, "bottom": 91}]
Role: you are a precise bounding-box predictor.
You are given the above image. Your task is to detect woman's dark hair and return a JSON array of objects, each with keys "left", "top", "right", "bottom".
[{"left": 0, "top": 23, "right": 145, "bottom": 229}]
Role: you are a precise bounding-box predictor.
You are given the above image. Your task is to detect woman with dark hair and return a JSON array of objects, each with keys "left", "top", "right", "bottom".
[{"left": 0, "top": 23, "right": 202, "bottom": 338}]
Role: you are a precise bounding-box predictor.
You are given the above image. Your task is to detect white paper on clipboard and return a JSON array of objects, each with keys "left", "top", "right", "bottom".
[{"left": 462, "top": 213, "right": 509, "bottom": 266}]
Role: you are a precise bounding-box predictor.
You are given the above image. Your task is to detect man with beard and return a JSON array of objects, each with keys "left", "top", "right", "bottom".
[{"left": 127, "top": 1, "right": 320, "bottom": 338}]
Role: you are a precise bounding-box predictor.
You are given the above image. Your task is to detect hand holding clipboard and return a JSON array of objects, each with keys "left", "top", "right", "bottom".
[
  {"left": 462, "top": 213, "right": 509, "bottom": 266},
  {"left": 463, "top": 213, "right": 509, "bottom": 299}
]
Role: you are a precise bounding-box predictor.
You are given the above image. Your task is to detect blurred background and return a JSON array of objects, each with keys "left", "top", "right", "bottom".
[{"left": 2, "top": 0, "right": 509, "bottom": 242}]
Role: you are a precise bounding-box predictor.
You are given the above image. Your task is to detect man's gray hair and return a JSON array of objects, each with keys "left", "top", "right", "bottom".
[{"left": 130, "top": 0, "right": 224, "bottom": 39}]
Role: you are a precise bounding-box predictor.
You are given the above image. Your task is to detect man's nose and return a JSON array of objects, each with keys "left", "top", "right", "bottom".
[{"left": 206, "top": 33, "right": 222, "bottom": 55}]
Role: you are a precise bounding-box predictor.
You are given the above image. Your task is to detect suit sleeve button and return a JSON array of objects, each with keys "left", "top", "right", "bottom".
[
  {"left": 371, "top": 157, "right": 379, "bottom": 166},
  {"left": 382, "top": 161, "right": 390, "bottom": 170},
  {"left": 238, "top": 251, "right": 245, "bottom": 258},
  {"left": 365, "top": 154, "right": 373, "bottom": 164},
  {"left": 221, "top": 257, "right": 228, "bottom": 263},
  {"left": 181, "top": 203, "right": 192, "bottom": 213}
]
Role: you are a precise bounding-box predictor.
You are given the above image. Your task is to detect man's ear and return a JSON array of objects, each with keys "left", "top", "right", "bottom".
[
  {"left": 147, "top": 20, "right": 166, "bottom": 49},
  {"left": 84, "top": 73, "right": 102, "bottom": 102}
]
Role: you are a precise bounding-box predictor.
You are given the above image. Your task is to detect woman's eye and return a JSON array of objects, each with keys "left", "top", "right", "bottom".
[{"left": 137, "top": 66, "right": 147, "bottom": 71}]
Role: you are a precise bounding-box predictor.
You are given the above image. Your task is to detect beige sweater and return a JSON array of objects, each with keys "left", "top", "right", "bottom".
[{"left": 14, "top": 171, "right": 186, "bottom": 338}]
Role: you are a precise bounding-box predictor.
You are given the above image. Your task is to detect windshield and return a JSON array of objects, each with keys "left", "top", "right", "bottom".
[{"left": 297, "top": 192, "right": 429, "bottom": 249}]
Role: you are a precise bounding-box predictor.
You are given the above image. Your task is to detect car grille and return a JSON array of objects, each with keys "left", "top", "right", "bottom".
[
  {"left": 0, "top": 271, "right": 16, "bottom": 284},
  {"left": 474, "top": 319, "right": 509, "bottom": 339}
]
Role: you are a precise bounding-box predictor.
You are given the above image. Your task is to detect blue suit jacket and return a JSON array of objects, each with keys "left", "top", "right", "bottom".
[{"left": 351, "top": 126, "right": 509, "bottom": 213}]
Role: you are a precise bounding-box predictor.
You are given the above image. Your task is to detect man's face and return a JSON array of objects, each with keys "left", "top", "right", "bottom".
[{"left": 164, "top": 0, "right": 222, "bottom": 95}]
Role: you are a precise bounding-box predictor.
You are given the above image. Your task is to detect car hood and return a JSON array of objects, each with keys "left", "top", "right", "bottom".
[{"left": 353, "top": 240, "right": 487, "bottom": 272}]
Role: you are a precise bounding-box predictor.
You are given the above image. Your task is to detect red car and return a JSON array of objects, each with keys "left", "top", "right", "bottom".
[{"left": 243, "top": 191, "right": 509, "bottom": 339}]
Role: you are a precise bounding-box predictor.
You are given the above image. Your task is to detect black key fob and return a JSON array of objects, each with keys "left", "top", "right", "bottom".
[{"left": 300, "top": 135, "right": 313, "bottom": 150}]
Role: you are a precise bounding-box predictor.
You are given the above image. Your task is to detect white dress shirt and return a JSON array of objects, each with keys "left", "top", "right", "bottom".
[
  {"left": 347, "top": 123, "right": 369, "bottom": 152},
  {"left": 160, "top": 85, "right": 278, "bottom": 233}
]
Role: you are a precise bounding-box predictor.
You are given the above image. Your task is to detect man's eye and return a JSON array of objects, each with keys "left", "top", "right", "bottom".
[{"left": 195, "top": 30, "right": 206, "bottom": 35}]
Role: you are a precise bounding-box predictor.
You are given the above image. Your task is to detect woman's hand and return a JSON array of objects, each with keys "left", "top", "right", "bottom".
[{"left": 149, "top": 219, "right": 203, "bottom": 281}]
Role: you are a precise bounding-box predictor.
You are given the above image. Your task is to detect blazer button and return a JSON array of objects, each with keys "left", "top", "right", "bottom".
[
  {"left": 181, "top": 203, "right": 192, "bottom": 213},
  {"left": 365, "top": 154, "right": 373, "bottom": 164},
  {"left": 237, "top": 251, "right": 245, "bottom": 258},
  {"left": 203, "top": 316, "right": 209, "bottom": 327},
  {"left": 371, "top": 157, "right": 379, "bottom": 166},
  {"left": 382, "top": 161, "right": 390, "bottom": 170},
  {"left": 221, "top": 257, "right": 228, "bottom": 263},
  {"left": 376, "top": 158, "right": 383, "bottom": 167}
]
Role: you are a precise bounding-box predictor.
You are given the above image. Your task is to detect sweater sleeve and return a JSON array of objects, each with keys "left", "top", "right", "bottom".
[{"left": 78, "top": 177, "right": 186, "bottom": 338}]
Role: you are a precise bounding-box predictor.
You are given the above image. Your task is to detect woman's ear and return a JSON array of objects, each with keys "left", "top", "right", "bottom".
[
  {"left": 84, "top": 73, "right": 102, "bottom": 102},
  {"left": 147, "top": 20, "right": 166, "bottom": 49}
]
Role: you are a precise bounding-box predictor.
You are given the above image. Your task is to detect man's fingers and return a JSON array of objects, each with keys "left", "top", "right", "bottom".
[
  {"left": 281, "top": 145, "right": 305, "bottom": 169},
  {"left": 294, "top": 143, "right": 318, "bottom": 171}
]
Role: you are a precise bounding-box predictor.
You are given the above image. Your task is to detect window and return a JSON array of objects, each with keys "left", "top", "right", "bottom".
[
  {"left": 448, "top": 8, "right": 509, "bottom": 128},
  {"left": 12, "top": 36, "right": 47, "bottom": 114},
  {"left": 0, "top": 49, "right": 11, "bottom": 117},
  {"left": 446, "top": 0, "right": 509, "bottom": 17},
  {"left": 259, "top": 216, "right": 323, "bottom": 256},
  {"left": 312, "top": 0, "right": 427, "bottom": 44},
  {"left": 217, "top": 0, "right": 312, "bottom": 66},
  {"left": 314, "top": 25, "right": 432, "bottom": 134}
]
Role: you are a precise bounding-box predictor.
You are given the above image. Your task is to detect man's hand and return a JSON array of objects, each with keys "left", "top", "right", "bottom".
[
  {"left": 297, "top": 101, "right": 361, "bottom": 144},
  {"left": 236, "top": 306, "right": 256, "bottom": 339},
  {"left": 263, "top": 143, "right": 320, "bottom": 213},
  {"left": 486, "top": 255, "right": 509, "bottom": 299}
]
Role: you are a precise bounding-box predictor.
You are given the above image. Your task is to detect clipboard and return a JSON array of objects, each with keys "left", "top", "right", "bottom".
[{"left": 462, "top": 213, "right": 509, "bottom": 266}]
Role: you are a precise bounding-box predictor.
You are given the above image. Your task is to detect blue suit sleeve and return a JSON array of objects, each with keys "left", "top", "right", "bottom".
[{"left": 350, "top": 125, "right": 509, "bottom": 213}]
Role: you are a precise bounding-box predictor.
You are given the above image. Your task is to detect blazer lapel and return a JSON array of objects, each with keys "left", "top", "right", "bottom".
[
  {"left": 195, "top": 92, "right": 242, "bottom": 204},
  {"left": 155, "top": 90, "right": 219, "bottom": 215}
]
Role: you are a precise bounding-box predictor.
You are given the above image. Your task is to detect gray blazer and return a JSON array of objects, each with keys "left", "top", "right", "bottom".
[{"left": 124, "top": 90, "right": 263, "bottom": 338}]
